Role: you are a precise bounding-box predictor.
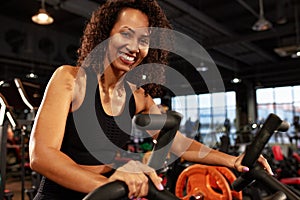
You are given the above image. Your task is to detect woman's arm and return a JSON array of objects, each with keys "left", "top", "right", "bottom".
[
  {"left": 171, "top": 134, "right": 236, "bottom": 167},
  {"left": 29, "top": 66, "right": 109, "bottom": 193},
  {"left": 171, "top": 132, "right": 273, "bottom": 174},
  {"left": 140, "top": 96, "right": 272, "bottom": 174}
]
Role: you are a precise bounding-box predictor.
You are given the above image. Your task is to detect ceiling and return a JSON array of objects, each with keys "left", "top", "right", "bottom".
[{"left": 0, "top": 0, "right": 300, "bottom": 109}]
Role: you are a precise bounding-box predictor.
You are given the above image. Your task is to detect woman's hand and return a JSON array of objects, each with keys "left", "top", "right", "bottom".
[
  {"left": 234, "top": 154, "right": 274, "bottom": 175},
  {"left": 108, "top": 160, "right": 164, "bottom": 199}
]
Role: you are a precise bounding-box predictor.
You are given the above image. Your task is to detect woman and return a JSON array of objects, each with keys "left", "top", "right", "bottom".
[{"left": 29, "top": 0, "right": 273, "bottom": 199}]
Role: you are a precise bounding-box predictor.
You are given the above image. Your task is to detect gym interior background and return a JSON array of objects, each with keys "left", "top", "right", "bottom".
[{"left": 1, "top": 0, "right": 300, "bottom": 200}]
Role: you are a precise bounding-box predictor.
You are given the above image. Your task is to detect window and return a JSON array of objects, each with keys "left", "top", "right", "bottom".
[
  {"left": 171, "top": 92, "right": 236, "bottom": 137},
  {"left": 256, "top": 86, "right": 300, "bottom": 126}
]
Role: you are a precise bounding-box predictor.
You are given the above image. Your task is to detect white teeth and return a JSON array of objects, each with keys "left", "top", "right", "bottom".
[{"left": 120, "top": 53, "right": 134, "bottom": 61}]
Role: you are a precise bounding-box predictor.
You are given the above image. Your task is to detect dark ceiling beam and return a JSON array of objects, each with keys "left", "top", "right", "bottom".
[
  {"left": 235, "top": 0, "right": 259, "bottom": 19},
  {"left": 162, "top": 0, "right": 278, "bottom": 65},
  {"left": 0, "top": 55, "right": 57, "bottom": 71},
  {"left": 240, "top": 59, "right": 300, "bottom": 79},
  {"left": 207, "top": 51, "right": 241, "bottom": 72},
  {"left": 203, "top": 24, "right": 295, "bottom": 49},
  {"left": 45, "top": 0, "right": 98, "bottom": 18}
]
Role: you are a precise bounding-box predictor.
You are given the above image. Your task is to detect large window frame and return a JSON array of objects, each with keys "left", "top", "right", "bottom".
[
  {"left": 171, "top": 91, "right": 236, "bottom": 136},
  {"left": 256, "top": 86, "right": 300, "bottom": 126}
]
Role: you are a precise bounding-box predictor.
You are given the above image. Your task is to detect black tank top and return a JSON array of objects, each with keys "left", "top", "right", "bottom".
[
  {"left": 35, "top": 69, "right": 136, "bottom": 200},
  {"left": 61, "top": 68, "right": 136, "bottom": 165}
]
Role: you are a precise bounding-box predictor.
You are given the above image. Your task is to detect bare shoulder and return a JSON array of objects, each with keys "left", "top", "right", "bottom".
[
  {"left": 42, "top": 66, "right": 86, "bottom": 108},
  {"left": 51, "top": 65, "right": 81, "bottom": 83},
  {"left": 48, "top": 65, "right": 85, "bottom": 90}
]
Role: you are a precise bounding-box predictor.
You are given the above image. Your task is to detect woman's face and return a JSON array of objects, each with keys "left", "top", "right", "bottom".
[{"left": 107, "top": 8, "right": 150, "bottom": 73}]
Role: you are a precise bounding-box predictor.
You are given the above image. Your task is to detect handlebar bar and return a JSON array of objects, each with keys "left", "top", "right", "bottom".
[
  {"left": 134, "top": 110, "right": 182, "bottom": 130},
  {"left": 232, "top": 113, "right": 299, "bottom": 200},
  {"left": 241, "top": 113, "right": 283, "bottom": 168},
  {"left": 83, "top": 111, "right": 182, "bottom": 200},
  {"left": 232, "top": 113, "right": 283, "bottom": 191},
  {"left": 82, "top": 180, "right": 179, "bottom": 200}
]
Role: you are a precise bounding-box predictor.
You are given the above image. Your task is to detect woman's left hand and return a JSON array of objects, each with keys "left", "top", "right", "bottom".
[{"left": 234, "top": 154, "right": 274, "bottom": 175}]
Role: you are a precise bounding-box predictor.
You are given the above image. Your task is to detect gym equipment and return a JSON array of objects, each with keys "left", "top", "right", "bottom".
[
  {"left": 25, "top": 171, "right": 41, "bottom": 200},
  {"left": 83, "top": 111, "right": 182, "bottom": 200},
  {"left": 1, "top": 78, "right": 38, "bottom": 200},
  {"left": 232, "top": 113, "right": 299, "bottom": 200},
  {"left": 176, "top": 164, "right": 232, "bottom": 200},
  {"left": 0, "top": 93, "right": 17, "bottom": 200},
  {"left": 83, "top": 112, "right": 299, "bottom": 200},
  {"left": 14, "top": 78, "right": 37, "bottom": 200},
  {"left": 175, "top": 164, "right": 242, "bottom": 200},
  {"left": 271, "top": 145, "right": 300, "bottom": 190}
]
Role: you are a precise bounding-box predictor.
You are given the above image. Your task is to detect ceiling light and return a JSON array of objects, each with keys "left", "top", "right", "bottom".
[
  {"left": 196, "top": 66, "right": 208, "bottom": 72},
  {"left": 252, "top": 0, "right": 272, "bottom": 31},
  {"left": 291, "top": 50, "right": 300, "bottom": 58},
  {"left": 196, "top": 62, "right": 208, "bottom": 72},
  {"left": 32, "top": 0, "right": 54, "bottom": 25},
  {"left": 0, "top": 80, "right": 10, "bottom": 87},
  {"left": 231, "top": 78, "right": 242, "bottom": 84},
  {"left": 26, "top": 72, "right": 38, "bottom": 79}
]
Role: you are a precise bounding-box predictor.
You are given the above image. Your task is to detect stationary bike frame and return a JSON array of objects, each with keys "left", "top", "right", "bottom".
[{"left": 84, "top": 113, "right": 299, "bottom": 200}]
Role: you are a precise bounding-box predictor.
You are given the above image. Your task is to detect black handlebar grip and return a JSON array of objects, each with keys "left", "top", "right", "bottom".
[
  {"left": 146, "top": 111, "right": 182, "bottom": 169},
  {"left": 83, "top": 181, "right": 128, "bottom": 200},
  {"left": 232, "top": 113, "right": 283, "bottom": 192},
  {"left": 147, "top": 179, "right": 180, "bottom": 200},
  {"left": 134, "top": 111, "right": 182, "bottom": 130},
  {"left": 232, "top": 164, "right": 258, "bottom": 191},
  {"left": 241, "top": 113, "right": 283, "bottom": 168},
  {"left": 83, "top": 111, "right": 182, "bottom": 200},
  {"left": 231, "top": 175, "right": 255, "bottom": 192},
  {"left": 277, "top": 121, "right": 290, "bottom": 132},
  {"left": 83, "top": 180, "right": 180, "bottom": 200}
]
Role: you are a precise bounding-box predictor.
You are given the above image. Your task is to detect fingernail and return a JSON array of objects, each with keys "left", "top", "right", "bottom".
[
  {"left": 271, "top": 171, "right": 274, "bottom": 176},
  {"left": 159, "top": 183, "right": 164, "bottom": 190},
  {"left": 243, "top": 167, "right": 249, "bottom": 172}
]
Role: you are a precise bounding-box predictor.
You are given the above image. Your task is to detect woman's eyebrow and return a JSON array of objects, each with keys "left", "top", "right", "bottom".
[{"left": 124, "top": 26, "right": 150, "bottom": 36}]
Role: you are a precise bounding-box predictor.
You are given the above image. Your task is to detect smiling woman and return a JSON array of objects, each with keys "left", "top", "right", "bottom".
[
  {"left": 28, "top": 0, "right": 273, "bottom": 200},
  {"left": 106, "top": 8, "right": 150, "bottom": 73},
  {"left": 28, "top": 1, "right": 173, "bottom": 199}
]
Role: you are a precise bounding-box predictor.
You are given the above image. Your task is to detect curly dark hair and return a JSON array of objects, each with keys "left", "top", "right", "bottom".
[{"left": 77, "top": 0, "right": 172, "bottom": 97}]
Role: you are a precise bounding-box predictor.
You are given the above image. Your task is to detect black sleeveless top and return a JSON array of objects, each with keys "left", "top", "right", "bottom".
[
  {"left": 35, "top": 69, "right": 136, "bottom": 200},
  {"left": 61, "top": 69, "right": 136, "bottom": 165}
]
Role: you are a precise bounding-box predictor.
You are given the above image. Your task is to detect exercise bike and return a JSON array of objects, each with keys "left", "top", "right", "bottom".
[{"left": 83, "top": 113, "right": 300, "bottom": 200}]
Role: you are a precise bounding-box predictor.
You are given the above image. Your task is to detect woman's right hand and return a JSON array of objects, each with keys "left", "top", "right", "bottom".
[{"left": 108, "top": 160, "right": 164, "bottom": 199}]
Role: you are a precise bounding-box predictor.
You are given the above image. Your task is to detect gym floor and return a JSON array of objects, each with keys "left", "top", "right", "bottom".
[{"left": 5, "top": 173, "right": 32, "bottom": 200}]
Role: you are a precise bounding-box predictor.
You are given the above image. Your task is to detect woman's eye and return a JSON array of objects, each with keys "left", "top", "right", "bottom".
[
  {"left": 140, "top": 38, "right": 149, "bottom": 46},
  {"left": 121, "top": 31, "right": 131, "bottom": 38}
]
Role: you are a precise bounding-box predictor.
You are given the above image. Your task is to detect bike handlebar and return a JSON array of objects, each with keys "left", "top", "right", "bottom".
[
  {"left": 133, "top": 110, "right": 182, "bottom": 130},
  {"left": 241, "top": 113, "right": 283, "bottom": 168},
  {"left": 82, "top": 180, "right": 179, "bottom": 200},
  {"left": 232, "top": 113, "right": 288, "bottom": 192},
  {"left": 83, "top": 111, "right": 182, "bottom": 200}
]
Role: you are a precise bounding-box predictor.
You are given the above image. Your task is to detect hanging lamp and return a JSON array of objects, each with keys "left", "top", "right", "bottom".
[
  {"left": 252, "top": 0, "right": 272, "bottom": 31},
  {"left": 32, "top": 0, "right": 54, "bottom": 25}
]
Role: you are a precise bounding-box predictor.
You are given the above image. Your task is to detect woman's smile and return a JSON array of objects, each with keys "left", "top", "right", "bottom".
[{"left": 118, "top": 52, "right": 136, "bottom": 65}]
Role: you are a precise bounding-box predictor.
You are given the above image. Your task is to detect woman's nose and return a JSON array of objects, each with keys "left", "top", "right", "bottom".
[{"left": 126, "top": 39, "right": 140, "bottom": 53}]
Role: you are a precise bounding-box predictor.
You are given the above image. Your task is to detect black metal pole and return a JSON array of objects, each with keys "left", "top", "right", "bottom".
[
  {"left": 253, "top": 165, "right": 300, "bottom": 200},
  {"left": 20, "top": 125, "right": 26, "bottom": 200},
  {"left": 0, "top": 125, "right": 7, "bottom": 200}
]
